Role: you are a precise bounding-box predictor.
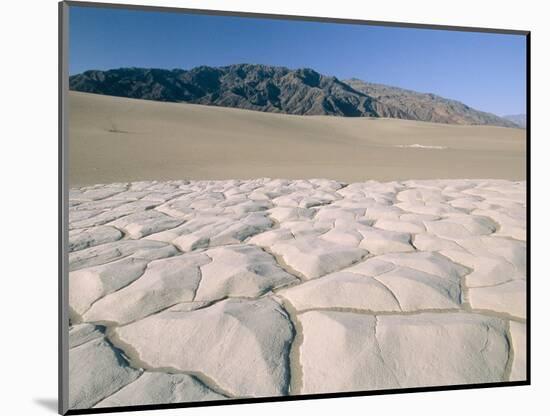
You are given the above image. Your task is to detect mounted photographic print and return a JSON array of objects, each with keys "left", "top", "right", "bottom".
[{"left": 59, "top": 1, "right": 530, "bottom": 414}]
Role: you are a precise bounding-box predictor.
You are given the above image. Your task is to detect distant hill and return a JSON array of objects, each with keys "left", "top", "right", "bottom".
[
  {"left": 69, "top": 64, "right": 517, "bottom": 128},
  {"left": 344, "top": 79, "right": 518, "bottom": 128},
  {"left": 69, "top": 64, "right": 381, "bottom": 117},
  {"left": 502, "top": 114, "right": 526, "bottom": 128}
]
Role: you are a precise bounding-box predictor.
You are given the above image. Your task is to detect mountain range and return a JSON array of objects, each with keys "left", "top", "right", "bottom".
[
  {"left": 69, "top": 64, "right": 520, "bottom": 128},
  {"left": 344, "top": 79, "right": 520, "bottom": 128},
  {"left": 502, "top": 114, "right": 526, "bottom": 128}
]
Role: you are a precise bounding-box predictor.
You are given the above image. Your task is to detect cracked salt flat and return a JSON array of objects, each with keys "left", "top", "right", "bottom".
[{"left": 68, "top": 178, "right": 527, "bottom": 409}]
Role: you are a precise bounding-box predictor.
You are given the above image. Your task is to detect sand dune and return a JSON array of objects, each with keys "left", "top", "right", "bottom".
[{"left": 68, "top": 92, "right": 526, "bottom": 186}]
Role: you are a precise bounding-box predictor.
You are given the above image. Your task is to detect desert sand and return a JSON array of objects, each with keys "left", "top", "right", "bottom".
[
  {"left": 67, "top": 92, "right": 527, "bottom": 409},
  {"left": 68, "top": 92, "right": 526, "bottom": 187},
  {"left": 68, "top": 178, "right": 526, "bottom": 409}
]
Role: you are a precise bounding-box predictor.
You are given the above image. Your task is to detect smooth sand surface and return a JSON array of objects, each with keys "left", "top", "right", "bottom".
[{"left": 68, "top": 92, "right": 526, "bottom": 186}]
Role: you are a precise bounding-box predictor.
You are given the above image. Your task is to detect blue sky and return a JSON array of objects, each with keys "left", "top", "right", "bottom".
[{"left": 69, "top": 5, "right": 526, "bottom": 116}]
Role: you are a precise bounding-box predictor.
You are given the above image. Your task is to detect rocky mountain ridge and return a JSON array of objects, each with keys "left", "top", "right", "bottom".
[{"left": 69, "top": 64, "right": 519, "bottom": 127}]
